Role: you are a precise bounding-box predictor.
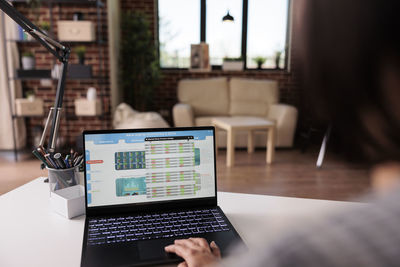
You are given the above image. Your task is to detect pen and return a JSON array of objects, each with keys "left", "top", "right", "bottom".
[
  {"left": 73, "top": 152, "right": 78, "bottom": 161},
  {"left": 73, "top": 154, "right": 83, "bottom": 166},
  {"left": 65, "top": 155, "right": 71, "bottom": 168},
  {"left": 37, "top": 147, "right": 55, "bottom": 167},
  {"left": 32, "top": 149, "right": 51, "bottom": 168},
  {"left": 65, "top": 154, "right": 73, "bottom": 167},
  {"left": 37, "top": 146, "right": 46, "bottom": 157},
  {"left": 45, "top": 153, "right": 57, "bottom": 169},
  {"left": 54, "top": 153, "right": 66, "bottom": 169},
  {"left": 75, "top": 155, "right": 84, "bottom": 167}
]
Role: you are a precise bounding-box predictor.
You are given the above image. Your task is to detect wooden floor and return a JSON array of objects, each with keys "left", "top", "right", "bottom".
[
  {"left": 216, "top": 149, "right": 371, "bottom": 201},
  {"left": 0, "top": 148, "right": 371, "bottom": 201}
]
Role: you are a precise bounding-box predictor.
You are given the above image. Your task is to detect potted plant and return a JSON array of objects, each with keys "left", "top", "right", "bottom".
[
  {"left": 222, "top": 57, "right": 244, "bottom": 71},
  {"left": 120, "top": 11, "right": 160, "bottom": 111},
  {"left": 25, "top": 90, "right": 35, "bottom": 101},
  {"left": 39, "top": 21, "right": 50, "bottom": 34},
  {"left": 21, "top": 51, "right": 35, "bottom": 70},
  {"left": 74, "top": 46, "right": 87, "bottom": 65},
  {"left": 68, "top": 46, "right": 92, "bottom": 78},
  {"left": 274, "top": 51, "right": 282, "bottom": 69},
  {"left": 253, "top": 56, "right": 267, "bottom": 69}
]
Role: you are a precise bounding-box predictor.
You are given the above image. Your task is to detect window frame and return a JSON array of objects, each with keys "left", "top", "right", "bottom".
[{"left": 157, "top": 0, "right": 292, "bottom": 71}]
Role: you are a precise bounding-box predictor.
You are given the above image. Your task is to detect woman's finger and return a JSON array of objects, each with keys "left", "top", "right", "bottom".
[
  {"left": 165, "top": 244, "right": 193, "bottom": 259},
  {"left": 189, "top": 238, "right": 210, "bottom": 249},
  {"left": 210, "top": 241, "right": 221, "bottom": 258},
  {"left": 177, "top": 261, "right": 188, "bottom": 267},
  {"left": 175, "top": 239, "right": 198, "bottom": 249}
]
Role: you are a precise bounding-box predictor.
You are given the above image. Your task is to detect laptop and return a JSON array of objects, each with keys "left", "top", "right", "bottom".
[{"left": 81, "top": 127, "right": 244, "bottom": 266}]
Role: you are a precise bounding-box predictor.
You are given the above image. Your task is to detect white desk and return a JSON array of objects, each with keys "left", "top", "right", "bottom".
[{"left": 0, "top": 178, "right": 361, "bottom": 267}]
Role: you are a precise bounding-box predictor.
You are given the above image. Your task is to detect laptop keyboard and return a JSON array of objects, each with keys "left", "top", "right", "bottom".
[{"left": 87, "top": 208, "right": 230, "bottom": 246}]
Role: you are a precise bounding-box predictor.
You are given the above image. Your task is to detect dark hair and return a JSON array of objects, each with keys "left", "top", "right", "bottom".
[{"left": 302, "top": 0, "right": 400, "bottom": 163}]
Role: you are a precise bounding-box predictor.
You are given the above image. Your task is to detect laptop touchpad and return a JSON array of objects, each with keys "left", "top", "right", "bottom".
[
  {"left": 138, "top": 238, "right": 181, "bottom": 261},
  {"left": 84, "top": 243, "right": 140, "bottom": 266}
]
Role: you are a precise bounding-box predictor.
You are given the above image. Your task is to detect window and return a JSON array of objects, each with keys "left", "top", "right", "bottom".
[
  {"left": 247, "top": 0, "right": 289, "bottom": 69},
  {"left": 158, "top": 0, "right": 291, "bottom": 69},
  {"left": 158, "top": 0, "right": 200, "bottom": 68},
  {"left": 206, "top": 0, "right": 243, "bottom": 65}
]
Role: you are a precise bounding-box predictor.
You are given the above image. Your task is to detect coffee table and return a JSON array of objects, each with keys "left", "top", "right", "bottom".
[{"left": 212, "top": 117, "right": 276, "bottom": 166}]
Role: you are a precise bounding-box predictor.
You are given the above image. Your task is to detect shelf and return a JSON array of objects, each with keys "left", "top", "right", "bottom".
[
  {"left": 10, "top": 76, "right": 103, "bottom": 81},
  {"left": 16, "top": 69, "right": 52, "bottom": 79},
  {"left": 12, "top": 113, "right": 106, "bottom": 119},
  {"left": 9, "top": 39, "right": 101, "bottom": 44},
  {"left": 65, "top": 114, "right": 105, "bottom": 119},
  {"left": 161, "top": 68, "right": 289, "bottom": 73},
  {"left": 12, "top": 114, "right": 44, "bottom": 119},
  {"left": 9, "top": 0, "right": 99, "bottom": 5}
]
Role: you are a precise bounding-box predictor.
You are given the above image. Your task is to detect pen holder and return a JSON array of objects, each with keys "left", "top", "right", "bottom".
[{"left": 47, "top": 166, "right": 80, "bottom": 192}]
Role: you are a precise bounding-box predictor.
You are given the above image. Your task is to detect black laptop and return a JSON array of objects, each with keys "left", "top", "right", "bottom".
[{"left": 81, "top": 127, "right": 244, "bottom": 266}]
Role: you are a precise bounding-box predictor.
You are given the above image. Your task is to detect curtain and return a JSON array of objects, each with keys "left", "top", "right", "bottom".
[{"left": 0, "top": 11, "right": 26, "bottom": 150}]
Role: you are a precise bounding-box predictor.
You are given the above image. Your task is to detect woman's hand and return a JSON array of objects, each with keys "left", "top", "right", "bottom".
[{"left": 165, "top": 238, "right": 221, "bottom": 267}]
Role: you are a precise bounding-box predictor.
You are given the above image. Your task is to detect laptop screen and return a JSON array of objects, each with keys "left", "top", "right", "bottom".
[{"left": 84, "top": 128, "right": 216, "bottom": 208}]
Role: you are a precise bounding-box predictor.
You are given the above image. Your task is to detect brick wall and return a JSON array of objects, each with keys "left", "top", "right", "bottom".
[
  {"left": 120, "top": 0, "right": 304, "bottom": 128},
  {"left": 13, "top": 1, "right": 111, "bottom": 147}
]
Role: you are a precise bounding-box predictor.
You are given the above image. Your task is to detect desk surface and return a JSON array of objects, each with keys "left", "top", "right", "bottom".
[{"left": 0, "top": 178, "right": 361, "bottom": 267}]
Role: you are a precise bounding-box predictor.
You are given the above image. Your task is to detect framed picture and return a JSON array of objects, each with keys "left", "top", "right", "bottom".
[{"left": 190, "top": 42, "right": 211, "bottom": 72}]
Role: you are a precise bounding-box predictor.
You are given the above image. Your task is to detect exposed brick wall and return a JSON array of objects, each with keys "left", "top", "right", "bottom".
[
  {"left": 13, "top": 2, "right": 111, "bottom": 147},
  {"left": 120, "top": 0, "right": 304, "bottom": 128}
]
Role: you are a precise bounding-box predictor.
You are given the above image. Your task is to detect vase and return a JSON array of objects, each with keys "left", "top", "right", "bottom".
[
  {"left": 21, "top": 56, "right": 35, "bottom": 70},
  {"left": 78, "top": 55, "right": 85, "bottom": 65},
  {"left": 222, "top": 61, "right": 244, "bottom": 71}
]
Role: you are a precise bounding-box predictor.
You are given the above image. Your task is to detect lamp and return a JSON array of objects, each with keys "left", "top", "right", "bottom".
[
  {"left": 0, "top": 0, "right": 70, "bottom": 153},
  {"left": 222, "top": 10, "right": 234, "bottom": 22}
]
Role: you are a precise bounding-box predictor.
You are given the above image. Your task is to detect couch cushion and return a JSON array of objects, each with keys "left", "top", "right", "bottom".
[
  {"left": 229, "top": 78, "right": 279, "bottom": 117},
  {"left": 177, "top": 77, "right": 229, "bottom": 116}
]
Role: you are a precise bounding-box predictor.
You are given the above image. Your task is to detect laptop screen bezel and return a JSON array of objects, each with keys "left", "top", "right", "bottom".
[{"left": 83, "top": 126, "right": 218, "bottom": 217}]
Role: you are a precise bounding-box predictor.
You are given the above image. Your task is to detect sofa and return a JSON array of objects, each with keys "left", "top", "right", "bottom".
[
  {"left": 173, "top": 77, "right": 298, "bottom": 148},
  {"left": 113, "top": 103, "right": 170, "bottom": 129}
]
